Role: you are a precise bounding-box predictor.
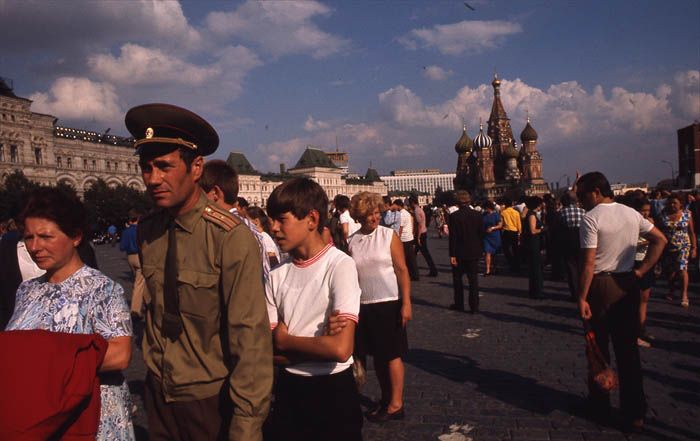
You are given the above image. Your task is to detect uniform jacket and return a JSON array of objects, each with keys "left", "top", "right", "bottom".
[
  {"left": 138, "top": 191, "right": 273, "bottom": 441},
  {"left": 448, "top": 206, "right": 485, "bottom": 261},
  {"left": 0, "top": 330, "right": 107, "bottom": 441}
]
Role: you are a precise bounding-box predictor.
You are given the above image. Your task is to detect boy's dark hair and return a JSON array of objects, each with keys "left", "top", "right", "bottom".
[
  {"left": 267, "top": 178, "right": 328, "bottom": 233},
  {"left": 630, "top": 195, "right": 651, "bottom": 212},
  {"left": 237, "top": 197, "right": 249, "bottom": 208},
  {"left": 200, "top": 160, "right": 239, "bottom": 204},
  {"left": 393, "top": 199, "right": 404, "bottom": 208},
  {"left": 20, "top": 187, "right": 87, "bottom": 241},
  {"left": 577, "top": 172, "right": 614, "bottom": 198},
  {"left": 382, "top": 196, "right": 392, "bottom": 205},
  {"left": 334, "top": 194, "right": 350, "bottom": 211},
  {"left": 560, "top": 191, "right": 577, "bottom": 207}
]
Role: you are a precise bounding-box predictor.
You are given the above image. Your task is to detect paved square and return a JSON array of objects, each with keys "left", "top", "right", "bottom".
[{"left": 97, "top": 237, "right": 700, "bottom": 441}]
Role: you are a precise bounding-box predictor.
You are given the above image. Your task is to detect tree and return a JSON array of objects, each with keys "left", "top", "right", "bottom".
[
  {"left": 0, "top": 170, "right": 40, "bottom": 221},
  {"left": 83, "top": 179, "right": 152, "bottom": 233}
]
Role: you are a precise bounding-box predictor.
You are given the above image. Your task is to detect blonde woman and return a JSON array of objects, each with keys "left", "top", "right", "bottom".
[{"left": 347, "top": 192, "right": 411, "bottom": 423}]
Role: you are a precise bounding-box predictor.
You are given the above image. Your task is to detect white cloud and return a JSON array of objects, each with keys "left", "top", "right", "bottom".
[
  {"left": 88, "top": 44, "right": 221, "bottom": 86},
  {"left": 399, "top": 20, "right": 522, "bottom": 55},
  {"left": 669, "top": 70, "right": 700, "bottom": 120},
  {"left": 29, "top": 77, "right": 122, "bottom": 123},
  {"left": 0, "top": 0, "right": 200, "bottom": 53},
  {"left": 424, "top": 65, "right": 453, "bottom": 81},
  {"left": 206, "top": 0, "right": 349, "bottom": 59},
  {"left": 304, "top": 115, "right": 331, "bottom": 132}
]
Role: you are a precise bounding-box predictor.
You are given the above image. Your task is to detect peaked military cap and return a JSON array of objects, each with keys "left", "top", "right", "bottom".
[{"left": 125, "top": 103, "right": 219, "bottom": 156}]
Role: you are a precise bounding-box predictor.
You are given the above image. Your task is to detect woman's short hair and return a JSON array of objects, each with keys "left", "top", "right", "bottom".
[
  {"left": 350, "top": 192, "right": 384, "bottom": 222},
  {"left": 482, "top": 200, "right": 495, "bottom": 211},
  {"left": 525, "top": 196, "right": 543, "bottom": 211},
  {"left": 246, "top": 206, "right": 271, "bottom": 234},
  {"left": 267, "top": 178, "right": 328, "bottom": 233},
  {"left": 20, "top": 188, "right": 87, "bottom": 240}
]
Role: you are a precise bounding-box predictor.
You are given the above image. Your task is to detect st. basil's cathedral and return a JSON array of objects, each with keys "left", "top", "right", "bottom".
[{"left": 454, "top": 75, "right": 549, "bottom": 199}]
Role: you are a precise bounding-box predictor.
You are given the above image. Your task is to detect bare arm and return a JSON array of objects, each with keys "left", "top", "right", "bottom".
[
  {"left": 99, "top": 336, "right": 131, "bottom": 372},
  {"left": 634, "top": 226, "right": 668, "bottom": 276},
  {"left": 688, "top": 213, "right": 697, "bottom": 259},
  {"left": 577, "top": 248, "right": 596, "bottom": 320},
  {"left": 342, "top": 222, "right": 350, "bottom": 240},
  {"left": 528, "top": 215, "right": 542, "bottom": 235},
  {"left": 390, "top": 232, "right": 412, "bottom": 326},
  {"left": 274, "top": 320, "right": 356, "bottom": 363}
]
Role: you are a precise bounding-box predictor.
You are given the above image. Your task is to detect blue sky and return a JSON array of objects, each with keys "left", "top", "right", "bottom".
[{"left": 1, "top": 0, "right": 698, "bottom": 185}]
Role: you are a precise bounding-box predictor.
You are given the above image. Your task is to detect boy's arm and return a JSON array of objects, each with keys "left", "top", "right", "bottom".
[{"left": 274, "top": 321, "right": 356, "bottom": 362}]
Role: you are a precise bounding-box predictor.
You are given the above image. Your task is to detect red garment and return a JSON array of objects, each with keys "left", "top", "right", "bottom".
[{"left": 0, "top": 330, "right": 107, "bottom": 441}]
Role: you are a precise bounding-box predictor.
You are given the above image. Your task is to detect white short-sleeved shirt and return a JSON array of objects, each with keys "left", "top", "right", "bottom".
[
  {"left": 339, "top": 210, "right": 361, "bottom": 237},
  {"left": 348, "top": 226, "right": 399, "bottom": 304},
  {"left": 265, "top": 244, "right": 361, "bottom": 376},
  {"left": 399, "top": 209, "right": 414, "bottom": 242},
  {"left": 579, "top": 202, "right": 654, "bottom": 273}
]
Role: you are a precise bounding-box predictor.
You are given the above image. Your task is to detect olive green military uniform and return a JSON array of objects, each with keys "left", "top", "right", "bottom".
[{"left": 139, "top": 191, "right": 273, "bottom": 440}]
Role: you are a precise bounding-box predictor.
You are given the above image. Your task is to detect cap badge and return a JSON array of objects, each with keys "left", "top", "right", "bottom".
[{"left": 145, "top": 127, "right": 154, "bottom": 139}]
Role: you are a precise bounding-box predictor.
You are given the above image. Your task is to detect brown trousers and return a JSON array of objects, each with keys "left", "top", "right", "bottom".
[
  {"left": 145, "top": 373, "right": 232, "bottom": 441},
  {"left": 126, "top": 254, "right": 148, "bottom": 316}
]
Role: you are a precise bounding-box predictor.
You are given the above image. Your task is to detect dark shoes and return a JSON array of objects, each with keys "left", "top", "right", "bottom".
[{"left": 366, "top": 406, "right": 404, "bottom": 423}]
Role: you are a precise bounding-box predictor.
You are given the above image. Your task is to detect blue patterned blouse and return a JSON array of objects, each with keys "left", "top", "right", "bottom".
[{"left": 6, "top": 265, "right": 135, "bottom": 440}]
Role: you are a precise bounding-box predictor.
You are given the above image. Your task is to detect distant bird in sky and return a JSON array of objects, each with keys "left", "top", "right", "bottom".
[
  {"left": 443, "top": 113, "right": 449, "bottom": 120},
  {"left": 464, "top": 2, "right": 475, "bottom": 11}
]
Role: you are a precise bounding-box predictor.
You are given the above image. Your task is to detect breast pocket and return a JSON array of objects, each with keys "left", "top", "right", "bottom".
[{"left": 177, "top": 269, "right": 220, "bottom": 319}]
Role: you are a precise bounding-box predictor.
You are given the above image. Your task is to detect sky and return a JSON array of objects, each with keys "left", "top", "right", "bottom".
[{"left": 1, "top": 0, "right": 699, "bottom": 186}]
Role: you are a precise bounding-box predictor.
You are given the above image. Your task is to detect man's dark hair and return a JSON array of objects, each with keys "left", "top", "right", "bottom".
[
  {"left": 382, "top": 196, "right": 392, "bottom": 205},
  {"left": 576, "top": 171, "right": 614, "bottom": 198},
  {"left": 408, "top": 195, "right": 418, "bottom": 205},
  {"left": 334, "top": 194, "right": 350, "bottom": 211},
  {"left": 560, "top": 191, "right": 577, "bottom": 207},
  {"left": 482, "top": 200, "right": 495, "bottom": 210},
  {"left": 199, "top": 160, "right": 239, "bottom": 204},
  {"left": 393, "top": 199, "right": 404, "bottom": 208},
  {"left": 629, "top": 195, "right": 651, "bottom": 212},
  {"left": 237, "top": 197, "right": 249, "bottom": 208},
  {"left": 20, "top": 188, "right": 87, "bottom": 241},
  {"left": 502, "top": 197, "right": 512, "bottom": 207},
  {"left": 267, "top": 178, "right": 329, "bottom": 233}
]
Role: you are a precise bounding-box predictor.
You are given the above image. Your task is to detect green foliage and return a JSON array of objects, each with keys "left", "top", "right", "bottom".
[
  {"left": 0, "top": 172, "right": 152, "bottom": 233},
  {"left": 83, "top": 179, "right": 152, "bottom": 232}
]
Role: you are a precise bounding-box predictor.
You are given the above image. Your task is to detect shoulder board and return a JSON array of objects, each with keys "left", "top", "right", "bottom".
[{"left": 202, "top": 205, "right": 240, "bottom": 231}]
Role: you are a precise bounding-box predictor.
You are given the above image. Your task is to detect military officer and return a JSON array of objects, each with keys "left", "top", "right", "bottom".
[{"left": 125, "top": 104, "right": 272, "bottom": 441}]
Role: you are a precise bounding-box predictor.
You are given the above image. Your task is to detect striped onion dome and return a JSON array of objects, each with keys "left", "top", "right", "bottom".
[
  {"left": 520, "top": 117, "right": 538, "bottom": 142},
  {"left": 454, "top": 123, "right": 473, "bottom": 153},
  {"left": 473, "top": 122, "right": 492, "bottom": 149}
]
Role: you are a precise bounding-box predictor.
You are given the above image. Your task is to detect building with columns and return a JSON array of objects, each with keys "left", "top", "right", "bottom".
[
  {"left": 454, "top": 75, "right": 548, "bottom": 199},
  {"left": 0, "top": 78, "right": 144, "bottom": 195}
]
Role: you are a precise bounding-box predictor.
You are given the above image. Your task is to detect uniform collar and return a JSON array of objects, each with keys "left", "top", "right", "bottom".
[{"left": 174, "top": 190, "right": 208, "bottom": 234}]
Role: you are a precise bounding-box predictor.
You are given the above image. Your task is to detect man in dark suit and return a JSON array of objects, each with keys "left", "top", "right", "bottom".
[{"left": 448, "top": 190, "right": 485, "bottom": 313}]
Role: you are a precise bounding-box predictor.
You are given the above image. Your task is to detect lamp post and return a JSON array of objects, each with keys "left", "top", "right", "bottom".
[{"left": 661, "top": 160, "right": 676, "bottom": 186}]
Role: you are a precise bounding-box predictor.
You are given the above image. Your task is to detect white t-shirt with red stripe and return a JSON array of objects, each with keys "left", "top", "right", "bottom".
[{"left": 265, "top": 243, "right": 361, "bottom": 376}]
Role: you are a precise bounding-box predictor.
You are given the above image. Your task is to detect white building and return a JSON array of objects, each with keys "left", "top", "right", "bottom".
[
  {"left": 380, "top": 168, "right": 455, "bottom": 195},
  {"left": 0, "top": 78, "right": 144, "bottom": 195},
  {"left": 227, "top": 148, "right": 387, "bottom": 207}
]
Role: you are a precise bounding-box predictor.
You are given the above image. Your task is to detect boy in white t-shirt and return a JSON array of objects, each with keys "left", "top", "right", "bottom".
[{"left": 265, "top": 178, "right": 362, "bottom": 441}]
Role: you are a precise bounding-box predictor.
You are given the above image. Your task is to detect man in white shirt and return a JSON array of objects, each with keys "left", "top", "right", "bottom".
[
  {"left": 576, "top": 172, "right": 666, "bottom": 432},
  {"left": 394, "top": 199, "right": 419, "bottom": 281}
]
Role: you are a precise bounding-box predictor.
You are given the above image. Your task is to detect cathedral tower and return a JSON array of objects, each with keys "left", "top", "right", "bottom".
[
  {"left": 487, "top": 74, "right": 515, "bottom": 182},
  {"left": 453, "top": 122, "right": 475, "bottom": 191},
  {"left": 519, "top": 117, "right": 545, "bottom": 187},
  {"left": 474, "top": 122, "right": 495, "bottom": 190}
]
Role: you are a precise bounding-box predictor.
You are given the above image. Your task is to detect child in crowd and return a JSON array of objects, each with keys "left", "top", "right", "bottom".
[{"left": 265, "top": 178, "right": 363, "bottom": 441}]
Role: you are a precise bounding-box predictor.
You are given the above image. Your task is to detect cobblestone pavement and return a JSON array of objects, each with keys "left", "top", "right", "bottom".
[{"left": 96, "top": 237, "right": 700, "bottom": 441}]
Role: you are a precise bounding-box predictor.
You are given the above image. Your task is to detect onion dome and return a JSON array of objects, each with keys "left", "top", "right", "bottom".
[
  {"left": 520, "top": 117, "right": 538, "bottom": 142},
  {"left": 491, "top": 73, "right": 501, "bottom": 89},
  {"left": 473, "top": 122, "right": 492, "bottom": 149},
  {"left": 454, "top": 122, "right": 473, "bottom": 153}
]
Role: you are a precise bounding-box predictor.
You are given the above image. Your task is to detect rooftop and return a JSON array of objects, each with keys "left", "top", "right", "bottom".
[{"left": 291, "top": 146, "right": 339, "bottom": 170}]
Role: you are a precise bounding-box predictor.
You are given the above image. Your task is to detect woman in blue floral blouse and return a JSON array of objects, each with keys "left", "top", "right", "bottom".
[{"left": 6, "top": 188, "right": 134, "bottom": 440}]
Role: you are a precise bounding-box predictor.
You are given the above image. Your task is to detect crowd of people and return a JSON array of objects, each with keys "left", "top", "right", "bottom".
[{"left": 0, "top": 102, "right": 697, "bottom": 440}]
